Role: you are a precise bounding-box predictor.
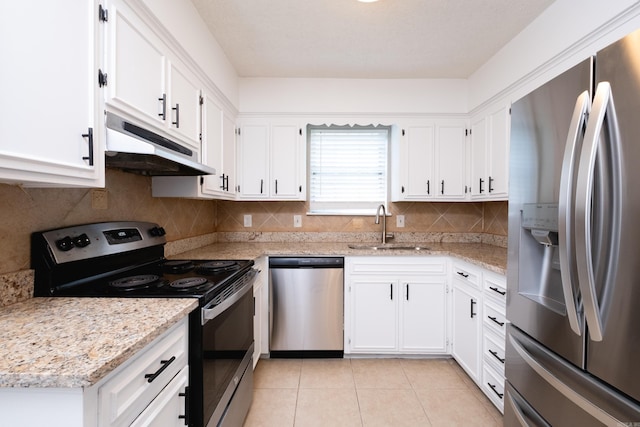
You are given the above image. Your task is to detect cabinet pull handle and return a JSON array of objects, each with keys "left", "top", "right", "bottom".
[
  {"left": 401, "top": 185, "right": 405, "bottom": 194},
  {"left": 489, "top": 176, "right": 494, "bottom": 193},
  {"left": 441, "top": 180, "right": 445, "bottom": 195},
  {"left": 260, "top": 179, "right": 264, "bottom": 194},
  {"left": 144, "top": 356, "right": 176, "bottom": 383},
  {"left": 479, "top": 178, "right": 485, "bottom": 193},
  {"left": 390, "top": 284, "right": 393, "bottom": 300},
  {"left": 172, "top": 103, "right": 180, "bottom": 128},
  {"left": 275, "top": 179, "right": 278, "bottom": 194},
  {"left": 488, "top": 382, "right": 504, "bottom": 399},
  {"left": 406, "top": 283, "right": 409, "bottom": 301},
  {"left": 488, "top": 316, "right": 505, "bottom": 327},
  {"left": 225, "top": 175, "right": 229, "bottom": 192},
  {"left": 470, "top": 299, "right": 477, "bottom": 318},
  {"left": 489, "top": 349, "right": 505, "bottom": 364},
  {"left": 158, "top": 94, "right": 167, "bottom": 120},
  {"left": 457, "top": 271, "right": 469, "bottom": 278},
  {"left": 178, "top": 386, "right": 190, "bottom": 425},
  {"left": 427, "top": 180, "right": 430, "bottom": 195},
  {"left": 81, "top": 127, "right": 94, "bottom": 166},
  {"left": 489, "top": 286, "right": 506, "bottom": 296}
]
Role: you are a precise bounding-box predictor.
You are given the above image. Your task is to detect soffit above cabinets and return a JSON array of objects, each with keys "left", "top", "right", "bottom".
[{"left": 189, "top": 0, "right": 555, "bottom": 79}]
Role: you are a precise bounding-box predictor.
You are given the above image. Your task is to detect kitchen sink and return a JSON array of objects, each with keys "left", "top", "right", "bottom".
[{"left": 348, "top": 243, "right": 430, "bottom": 251}]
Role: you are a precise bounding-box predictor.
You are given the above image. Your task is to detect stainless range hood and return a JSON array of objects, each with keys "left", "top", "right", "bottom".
[{"left": 105, "top": 112, "right": 215, "bottom": 176}]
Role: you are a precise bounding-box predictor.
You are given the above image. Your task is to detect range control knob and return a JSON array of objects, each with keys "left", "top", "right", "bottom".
[
  {"left": 55, "top": 236, "right": 74, "bottom": 252},
  {"left": 73, "top": 233, "right": 91, "bottom": 248},
  {"left": 149, "top": 226, "right": 166, "bottom": 237}
]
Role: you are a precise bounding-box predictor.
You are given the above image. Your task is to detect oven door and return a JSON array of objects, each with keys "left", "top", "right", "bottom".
[{"left": 192, "top": 270, "right": 256, "bottom": 427}]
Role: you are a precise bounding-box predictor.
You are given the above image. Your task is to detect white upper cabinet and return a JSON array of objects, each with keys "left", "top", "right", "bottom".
[
  {"left": 391, "top": 120, "right": 467, "bottom": 201},
  {"left": 152, "top": 91, "right": 237, "bottom": 200},
  {"left": 470, "top": 104, "right": 510, "bottom": 200},
  {"left": 104, "top": 0, "right": 201, "bottom": 149},
  {"left": 0, "top": 1, "right": 104, "bottom": 187},
  {"left": 236, "top": 119, "right": 305, "bottom": 201}
]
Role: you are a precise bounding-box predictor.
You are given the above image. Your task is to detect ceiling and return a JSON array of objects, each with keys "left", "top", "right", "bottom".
[{"left": 189, "top": 0, "right": 556, "bottom": 79}]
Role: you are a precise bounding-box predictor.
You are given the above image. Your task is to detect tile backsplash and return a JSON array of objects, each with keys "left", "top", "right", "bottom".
[
  {"left": 0, "top": 168, "right": 507, "bottom": 275},
  {"left": 0, "top": 169, "right": 216, "bottom": 274}
]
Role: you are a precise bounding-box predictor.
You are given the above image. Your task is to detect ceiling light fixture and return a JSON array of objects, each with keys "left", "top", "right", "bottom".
[{"left": 358, "top": 0, "right": 379, "bottom": 3}]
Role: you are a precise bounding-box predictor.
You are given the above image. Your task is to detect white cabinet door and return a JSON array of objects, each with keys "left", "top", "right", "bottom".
[
  {"left": 470, "top": 104, "right": 510, "bottom": 200},
  {"left": 222, "top": 111, "right": 237, "bottom": 197},
  {"left": 435, "top": 123, "right": 466, "bottom": 199},
  {"left": 487, "top": 105, "right": 510, "bottom": 198},
  {"left": 106, "top": 0, "right": 166, "bottom": 126},
  {"left": 237, "top": 123, "right": 269, "bottom": 198},
  {"left": 401, "top": 125, "right": 435, "bottom": 200},
  {"left": 470, "top": 115, "right": 487, "bottom": 197},
  {"left": 452, "top": 281, "right": 482, "bottom": 382},
  {"left": 168, "top": 61, "right": 201, "bottom": 149},
  {"left": 0, "top": 1, "right": 103, "bottom": 187},
  {"left": 201, "top": 94, "right": 224, "bottom": 196},
  {"left": 350, "top": 278, "right": 398, "bottom": 352},
  {"left": 400, "top": 279, "right": 448, "bottom": 353},
  {"left": 270, "top": 124, "right": 301, "bottom": 199}
]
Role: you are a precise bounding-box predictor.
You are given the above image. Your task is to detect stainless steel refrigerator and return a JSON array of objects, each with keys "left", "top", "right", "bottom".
[{"left": 506, "top": 29, "right": 640, "bottom": 426}]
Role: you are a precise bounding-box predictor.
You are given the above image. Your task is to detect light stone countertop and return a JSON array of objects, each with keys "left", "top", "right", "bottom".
[
  {"left": 0, "top": 297, "right": 197, "bottom": 388},
  {"left": 173, "top": 241, "right": 507, "bottom": 275}
]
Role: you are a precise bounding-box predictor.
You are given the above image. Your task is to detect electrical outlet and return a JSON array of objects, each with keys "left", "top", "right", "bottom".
[
  {"left": 243, "top": 215, "right": 252, "bottom": 227},
  {"left": 293, "top": 215, "right": 302, "bottom": 228},
  {"left": 396, "top": 215, "right": 405, "bottom": 228},
  {"left": 91, "top": 189, "right": 108, "bottom": 210}
]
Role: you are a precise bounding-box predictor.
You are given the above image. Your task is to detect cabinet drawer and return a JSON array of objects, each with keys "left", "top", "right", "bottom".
[
  {"left": 482, "top": 365, "right": 505, "bottom": 413},
  {"left": 484, "top": 273, "right": 506, "bottom": 304},
  {"left": 348, "top": 257, "right": 447, "bottom": 276},
  {"left": 483, "top": 300, "right": 506, "bottom": 337},
  {"left": 452, "top": 263, "right": 480, "bottom": 289},
  {"left": 98, "top": 318, "right": 188, "bottom": 427},
  {"left": 483, "top": 330, "right": 505, "bottom": 375}
]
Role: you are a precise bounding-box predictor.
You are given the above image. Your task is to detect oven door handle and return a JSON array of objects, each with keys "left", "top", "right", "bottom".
[{"left": 201, "top": 269, "right": 257, "bottom": 325}]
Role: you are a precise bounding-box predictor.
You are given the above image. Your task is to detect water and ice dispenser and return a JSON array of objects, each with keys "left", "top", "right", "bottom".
[{"left": 518, "top": 203, "right": 568, "bottom": 315}]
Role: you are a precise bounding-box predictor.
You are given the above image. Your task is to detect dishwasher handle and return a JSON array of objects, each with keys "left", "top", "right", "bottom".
[{"left": 269, "top": 257, "right": 344, "bottom": 268}]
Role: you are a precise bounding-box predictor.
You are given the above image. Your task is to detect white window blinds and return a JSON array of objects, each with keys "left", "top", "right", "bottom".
[{"left": 308, "top": 125, "right": 389, "bottom": 214}]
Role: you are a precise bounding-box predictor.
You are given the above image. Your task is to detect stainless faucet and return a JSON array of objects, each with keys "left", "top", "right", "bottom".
[{"left": 375, "top": 204, "right": 393, "bottom": 244}]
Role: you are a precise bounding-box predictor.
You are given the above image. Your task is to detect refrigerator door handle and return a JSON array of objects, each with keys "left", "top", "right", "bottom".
[
  {"left": 558, "top": 90, "right": 590, "bottom": 336},
  {"left": 508, "top": 332, "right": 623, "bottom": 426},
  {"left": 574, "top": 81, "right": 622, "bottom": 342}
]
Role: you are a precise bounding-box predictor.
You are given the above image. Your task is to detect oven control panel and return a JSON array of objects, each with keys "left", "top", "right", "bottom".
[{"left": 35, "top": 221, "right": 167, "bottom": 264}]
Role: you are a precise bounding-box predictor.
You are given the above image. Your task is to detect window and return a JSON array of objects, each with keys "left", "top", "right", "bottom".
[{"left": 308, "top": 124, "right": 390, "bottom": 215}]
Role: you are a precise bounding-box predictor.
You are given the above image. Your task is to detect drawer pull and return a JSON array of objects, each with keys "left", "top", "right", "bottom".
[
  {"left": 457, "top": 271, "right": 469, "bottom": 278},
  {"left": 179, "top": 386, "right": 190, "bottom": 425},
  {"left": 488, "top": 316, "right": 505, "bottom": 327},
  {"left": 488, "top": 382, "right": 504, "bottom": 399},
  {"left": 489, "top": 286, "right": 506, "bottom": 296},
  {"left": 144, "top": 356, "right": 176, "bottom": 383},
  {"left": 489, "top": 349, "right": 505, "bottom": 364}
]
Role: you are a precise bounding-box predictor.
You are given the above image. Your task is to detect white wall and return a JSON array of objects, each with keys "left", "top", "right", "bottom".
[
  {"left": 238, "top": 78, "right": 468, "bottom": 115},
  {"left": 468, "top": 0, "right": 640, "bottom": 111},
  {"left": 139, "top": 0, "right": 240, "bottom": 108}
]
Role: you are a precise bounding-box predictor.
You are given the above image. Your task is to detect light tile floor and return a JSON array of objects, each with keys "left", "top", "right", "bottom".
[{"left": 243, "top": 357, "right": 503, "bottom": 427}]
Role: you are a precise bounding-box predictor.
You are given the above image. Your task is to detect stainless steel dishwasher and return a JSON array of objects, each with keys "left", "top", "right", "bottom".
[{"left": 269, "top": 257, "right": 344, "bottom": 358}]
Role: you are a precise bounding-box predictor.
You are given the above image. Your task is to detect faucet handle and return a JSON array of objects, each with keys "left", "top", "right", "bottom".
[{"left": 385, "top": 232, "right": 395, "bottom": 240}]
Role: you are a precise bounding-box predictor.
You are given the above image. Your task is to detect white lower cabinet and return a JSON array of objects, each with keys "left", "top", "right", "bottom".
[
  {"left": 0, "top": 317, "right": 189, "bottom": 427},
  {"left": 451, "top": 268, "right": 483, "bottom": 383},
  {"left": 345, "top": 257, "right": 449, "bottom": 355}
]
